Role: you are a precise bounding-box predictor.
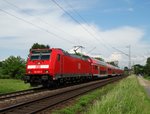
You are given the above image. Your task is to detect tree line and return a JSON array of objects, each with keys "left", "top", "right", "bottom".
[{"left": 133, "top": 57, "right": 150, "bottom": 76}]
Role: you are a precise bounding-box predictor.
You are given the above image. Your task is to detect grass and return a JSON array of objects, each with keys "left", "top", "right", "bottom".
[
  {"left": 144, "top": 75, "right": 150, "bottom": 80},
  {"left": 85, "top": 75, "right": 150, "bottom": 114},
  {"left": 52, "top": 75, "right": 150, "bottom": 114},
  {"left": 0, "top": 79, "right": 30, "bottom": 94}
]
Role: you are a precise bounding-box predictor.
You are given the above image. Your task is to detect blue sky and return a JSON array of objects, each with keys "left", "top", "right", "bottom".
[
  {"left": 0, "top": 0, "right": 150, "bottom": 67},
  {"left": 70, "top": 0, "right": 150, "bottom": 29}
]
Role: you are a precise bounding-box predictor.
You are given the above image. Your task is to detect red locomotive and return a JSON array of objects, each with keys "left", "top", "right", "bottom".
[{"left": 24, "top": 48, "right": 123, "bottom": 87}]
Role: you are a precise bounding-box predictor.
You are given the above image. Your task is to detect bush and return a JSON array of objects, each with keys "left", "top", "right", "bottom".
[{"left": 2, "top": 56, "right": 26, "bottom": 79}]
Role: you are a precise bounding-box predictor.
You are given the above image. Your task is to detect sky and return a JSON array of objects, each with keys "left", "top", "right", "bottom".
[{"left": 0, "top": 0, "right": 150, "bottom": 68}]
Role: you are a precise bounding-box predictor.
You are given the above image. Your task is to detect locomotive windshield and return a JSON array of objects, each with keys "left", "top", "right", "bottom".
[
  {"left": 30, "top": 55, "right": 40, "bottom": 60},
  {"left": 30, "top": 50, "right": 51, "bottom": 60}
]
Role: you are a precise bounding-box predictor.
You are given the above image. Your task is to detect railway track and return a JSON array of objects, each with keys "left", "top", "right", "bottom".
[
  {"left": 0, "top": 76, "right": 126, "bottom": 114},
  {"left": 0, "top": 87, "right": 45, "bottom": 101}
]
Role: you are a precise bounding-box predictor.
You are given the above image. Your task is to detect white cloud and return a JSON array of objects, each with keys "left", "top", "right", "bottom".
[
  {"left": 106, "top": 52, "right": 122, "bottom": 61},
  {"left": 0, "top": 0, "right": 149, "bottom": 67},
  {"left": 102, "top": 26, "right": 144, "bottom": 45}
]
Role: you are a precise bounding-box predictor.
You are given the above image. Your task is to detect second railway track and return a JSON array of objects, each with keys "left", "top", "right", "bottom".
[
  {"left": 0, "top": 76, "right": 126, "bottom": 114},
  {"left": 0, "top": 87, "right": 45, "bottom": 101}
]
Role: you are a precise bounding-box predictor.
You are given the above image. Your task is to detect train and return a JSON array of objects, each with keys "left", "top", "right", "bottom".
[{"left": 24, "top": 48, "right": 124, "bottom": 87}]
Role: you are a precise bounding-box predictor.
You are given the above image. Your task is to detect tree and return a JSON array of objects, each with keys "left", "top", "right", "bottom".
[
  {"left": 2, "top": 56, "right": 26, "bottom": 79},
  {"left": 145, "top": 57, "right": 150, "bottom": 76},
  {"left": 124, "top": 66, "right": 128, "bottom": 71},
  {"left": 133, "top": 64, "right": 144, "bottom": 75},
  {"left": 30, "top": 43, "right": 50, "bottom": 50},
  {"left": 107, "top": 61, "right": 118, "bottom": 67},
  {"left": 124, "top": 66, "right": 129, "bottom": 76},
  {"left": 0, "top": 61, "right": 2, "bottom": 67}
]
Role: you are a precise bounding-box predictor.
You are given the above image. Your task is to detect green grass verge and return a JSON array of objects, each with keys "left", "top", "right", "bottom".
[
  {"left": 52, "top": 75, "right": 150, "bottom": 114},
  {"left": 85, "top": 75, "right": 150, "bottom": 114},
  {"left": 0, "top": 79, "right": 30, "bottom": 94},
  {"left": 144, "top": 75, "right": 150, "bottom": 80}
]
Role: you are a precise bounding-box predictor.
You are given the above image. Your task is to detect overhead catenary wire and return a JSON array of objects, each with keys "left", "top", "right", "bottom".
[
  {"left": 50, "top": 0, "right": 111, "bottom": 51},
  {"left": 64, "top": 0, "right": 114, "bottom": 50},
  {"left": 52, "top": 0, "right": 148, "bottom": 67},
  {"left": 51, "top": 0, "right": 132, "bottom": 67},
  {"left": 0, "top": 8, "right": 76, "bottom": 45},
  {"left": 2, "top": 0, "right": 130, "bottom": 57},
  {"left": 2, "top": 0, "right": 101, "bottom": 57},
  {"left": 64, "top": 1, "right": 132, "bottom": 66},
  {"left": 64, "top": 0, "right": 131, "bottom": 56},
  {"left": 2, "top": 0, "right": 92, "bottom": 48},
  {"left": 1, "top": 1, "right": 148, "bottom": 68},
  {"left": 4, "top": 0, "right": 120, "bottom": 54},
  {"left": 86, "top": 47, "right": 96, "bottom": 54}
]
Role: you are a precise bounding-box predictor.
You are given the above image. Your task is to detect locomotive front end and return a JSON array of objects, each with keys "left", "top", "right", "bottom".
[{"left": 24, "top": 49, "right": 52, "bottom": 86}]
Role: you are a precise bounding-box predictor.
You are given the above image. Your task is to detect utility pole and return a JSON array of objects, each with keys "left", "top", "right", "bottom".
[
  {"left": 113, "top": 46, "right": 131, "bottom": 68},
  {"left": 127, "top": 45, "right": 131, "bottom": 74},
  {"left": 129, "top": 45, "right": 131, "bottom": 70}
]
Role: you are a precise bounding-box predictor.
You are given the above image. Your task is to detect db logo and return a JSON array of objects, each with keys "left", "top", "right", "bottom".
[{"left": 34, "top": 70, "right": 42, "bottom": 73}]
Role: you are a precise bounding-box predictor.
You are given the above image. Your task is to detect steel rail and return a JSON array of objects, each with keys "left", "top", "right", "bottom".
[{"left": 0, "top": 87, "right": 44, "bottom": 101}]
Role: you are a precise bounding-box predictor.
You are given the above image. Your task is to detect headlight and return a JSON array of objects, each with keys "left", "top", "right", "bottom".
[
  {"left": 45, "top": 70, "right": 49, "bottom": 73},
  {"left": 28, "top": 70, "right": 31, "bottom": 73}
]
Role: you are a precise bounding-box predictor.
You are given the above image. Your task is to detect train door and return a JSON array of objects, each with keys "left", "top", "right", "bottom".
[
  {"left": 98, "top": 66, "right": 100, "bottom": 75},
  {"left": 57, "top": 54, "right": 63, "bottom": 76},
  {"left": 60, "top": 55, "right": 63, "bottom": 75}
]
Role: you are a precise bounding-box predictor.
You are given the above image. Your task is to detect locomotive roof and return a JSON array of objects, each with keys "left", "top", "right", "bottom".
[
  {"left": 106, "top": 63, "right": 122, "bottom": 70},
  {"left": 60, "top": 49, "right": 91, "bottom": 61},
  {"left": 91, "top": 58, "right": 107, "bottom": 66},
  {"left": 69, "top": 54, "right": 90, "bottom": 61}
]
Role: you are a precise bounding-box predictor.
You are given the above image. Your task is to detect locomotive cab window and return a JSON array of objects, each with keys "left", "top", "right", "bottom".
[
  {"left": 30, "top": 54, "right": 40, "bottom": 60},
  {"left": 41, "top": 54, "right": 50, "bottom": 60},
  {"left": 30, "top": 50, "right": 51, "bottom": 60}
]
